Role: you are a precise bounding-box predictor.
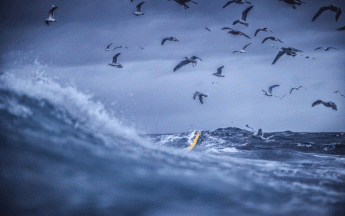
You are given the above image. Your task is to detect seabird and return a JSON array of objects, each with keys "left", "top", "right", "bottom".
[
  {"left": 254, "top": 28, "right": 273, "bottom": 36},
  {"left": 245, "top": 124, "right": 263, "bottom": 137},
  {"left": 169, "top": 0, "right": 198, "bottom": 9},
  {"left": 212, "top": 66, "right": 225, "bottom": 77},
  {"left": 205, "top": 27, "right": 211, "bottom": 32},
  {"left": 222, "top": 27, "right": 251, "bottom": 39},
  {"left": 133, "top": 2, "right": 145, "bottom": 16},
  {"left": 233, "top": 43, "right": 251, "bottom": 53},
  {"left": 45, "top": 5, "right": 58, "bottom": 25},
  {"left": 312, "top": 5, "right": 342, "bottom": 22},
  {"left": 262, "top": 36, "right": 283, "bottom": 44},
  {"left": 262, "top": 85, "right": 279, "bottom": 96},
  {"left": 193, "top": 91, "right": 208, "bottom": 104},
  {"left": 272, "top": 47, "right": 302, "bottom": 65},
  {"left": 108, "top": 53, "right": 123, "bottom": 68},
  {"left": 314, "top": 47, "right": 337, "bottom": 51},
  {"left": 279, "top": 0, "right": 305, "bottom": 9},
  {"left": 161, "top": 37, "right": 179, "bottom": 45},
  {"left": 275, "top": 94, "right": 287, "bottom": 100},
  {"left": 334, "top": 90, "right": 345, "bottom": 98},
  {"left": 233, "top": 5, "right": 253, "bottom": 27},
  {"left": 312, "top": 100, "right": 337, "bottom": 111},
  {"left": 105, "top": 43, "right": 112, "bottom": 51},
  {"left": 290, "top": 86, "right": 307, "bottom": 94},
  {"left": 223, "top": 0, "right": 251, "bottom": 9},
  {"left": 173, "top": 56, "right": 202, "bottom": 72},
  {"left": 113, "top": 46, "right": 128, "bottom": 51}
]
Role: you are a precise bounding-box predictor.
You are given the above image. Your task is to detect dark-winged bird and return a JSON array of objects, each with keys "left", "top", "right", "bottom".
[
  {"left": 312, "top": 5, "right": 342, "bottom": 22},
  {"left": 174, "top": 56, "right": 202, "bottom": 72},
  {"left": 312, "top": 100, "right": 337, "bottom": 111},
  {"left": 212, "top": 66, "right": 225, "bottom": 77},
  {"left": 233, "top": 6, "right": 253, "bottom": 27},
  {"left": 193, "top": 91, "right": 208, "bottom": 104},
  {"left": 45, "top": 5, "right": 58, "bottom": 25}
]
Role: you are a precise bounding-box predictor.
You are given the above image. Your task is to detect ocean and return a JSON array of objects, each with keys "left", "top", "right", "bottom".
[{"left": 1, "top": 73, "right": 344, "bottom": 216}]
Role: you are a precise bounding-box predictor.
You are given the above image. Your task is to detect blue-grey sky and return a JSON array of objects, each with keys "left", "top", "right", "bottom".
[{"left": 1, "top": 0, "right": 345, "bottom": 133}]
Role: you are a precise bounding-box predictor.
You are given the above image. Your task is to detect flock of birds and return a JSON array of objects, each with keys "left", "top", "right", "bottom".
[{"left": 43, "top": 1, "right": 344, "bottom": 118}]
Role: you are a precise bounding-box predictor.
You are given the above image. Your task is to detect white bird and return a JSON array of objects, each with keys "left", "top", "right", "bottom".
[
  {"left": 105, "top": 43, "right": 112, "bottom": 51},
  {"left": 212, "top": 66, "right": 225, "bottom": 77},
  {"left": 314, "top": 47, "right": 337, "bottom": 51},
  {"left": 254, "top": 28, "right": 273, "bottom": 36},
  {"left": 290, "top": 86, "right": 307, "bottom": 94},
  {"left": 108, "top": 53, "right": 123, "bottom": 68},
  {"left": 233, "top": 6, "right": 253, "bottom": 27},
  {"left": 262, "top": 36, "right": 283, "bottom": 44},
  {"left": 245, "top": 124, "right": 263, "bottom": 138},
  {"left": 161, "top": 37, "right": 179, "bottom": 45},
  {"left": 133, "top": 2, "right": 145, "bottom": 16},
  {"left": 223, "top": 0, "right": 251, "bottom": 9},
  {"left": 233, "top": 43, "right": 251, "bottom": 53},
  {"left": 45, "top": 5, "right": 58, "bottom": 25},
  {"left": 262, "top": 85, "right": 279, "bottom": 96},
  {"left": 312, "top": 100, "right": 337, "bottom": 111},
  {"left": 272, "top": 47, "right": 302, "bottom": 65},
  {"left": 193, "top": 91, "right": 208, "bottom": 104},
  {"left": 173, "top": 56, "right": 202, "bottom": 72}
]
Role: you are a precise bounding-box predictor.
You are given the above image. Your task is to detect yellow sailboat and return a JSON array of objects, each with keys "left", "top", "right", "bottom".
[{"left": 187, "top": 131, "right": 200, "bottom": 151}]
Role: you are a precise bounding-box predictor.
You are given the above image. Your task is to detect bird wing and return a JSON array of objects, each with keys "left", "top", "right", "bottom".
[
  {"left": 290, "top": 88, "right": 296, "bottom": 94},
  {"left": 223, "top": 1, "right": 235, "bottom": 9},
  {"left": 45, "top": 20, "right": 49, "bottom": 25},
  {"left": 262, "top": 37, "right": 272, "bottom": 44},
  {"left": 241, "top": 5, "right": 253, "bottom": 21},
  {"left": 314, "top": 47, "right": 322, "bottom": 50},
  {"left": 338, "top": 26, "right": 345, "bottom": 30},
  {"left": 312, "top": 100, "right": 323, "bottom": 107},
  {"left": 136, "top": 2, "right": 145, "bottom": 12},
  {"left": 245, "top": 124, "right": 257, "bottom": 134},
  {"left": 217, "top": 66, "right": 224, "bottom": 74},
  {"left": 272, "top": 50, "right": 286, "bottom": 65},
  {"left": 243, "top": 43, "right": 251, "bottom": 50},
  {"left": 198, "top": 94, "right": 208, "bottom": 104},
  {"left": 312, "top": 6, "right": 330, "bottom": 21},
  {"left": 254, "top": 29, "right": 261, "bottom": 36},
  {"left": 277, "top": 38, "right": 283, "bottom": 43},
  {"left": 221, "top": 27, "right": 232, "bottom": 30},
  {"left": 268, "top": 85, "right": 279, "bottom": 94},
  {"left": 329, "top": 102, "right": 337, "bottom": 110},
  {"left": 107, "top": 43, "right": 112, "bottom": 49},
  {"left": 193, "top": 91, "right": 200, "bottom": 100},
  {"left": 336, "top": 8, "right": 342, "bottom": 22},
  {"left": 161, "top": 38, "right": 168, "bottom": 45},
  {"left": 113, "top": 53, "right": 121, "bottom": 63},
  {"left": 191, "top": 56, "right": 202, "bottom": 61},
  {"left": 48, "top": 6, "right": 58, "bottom": 18},
  {"left": 174, "top": 59, "right": 190, "bottom": 72},
  {"left": 241, "top": 32, "right": 251, "bottom": 39},
  {"left": 328, "top": 47, "right": 337, "bottom": 50},
  {"left": 233, "top": 20, "right": 239, "bottom": 25}
]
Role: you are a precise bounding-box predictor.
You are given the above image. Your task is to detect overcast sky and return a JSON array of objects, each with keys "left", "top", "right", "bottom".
[{"left": 1, "top": 0, "right": 345, "bottom": 134}]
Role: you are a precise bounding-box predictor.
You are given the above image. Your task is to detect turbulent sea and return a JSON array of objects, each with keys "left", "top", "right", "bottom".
[{"left": 1, "top": 73, "right": 345, "bottom": 216}]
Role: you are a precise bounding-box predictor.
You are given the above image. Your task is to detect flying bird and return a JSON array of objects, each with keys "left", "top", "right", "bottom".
[
  {"left": 254, "top": 28, "right": 273, "bottom": 36},
  {"left": 312, "top": 5, "right": 342, "bottom": 22},
  {"left": 205, "top": 27, "right": 211, "bottom": 32},
  {"left": 262, "top": 36, "right": 283, "bottom": 44},
  {"left": 275, "top": 94, "right": 287, "bottom": 100},
  {"left": 279, "top": 0, "right": 305, "bottom": 9},
  {"left": 233, "top": 5, "right": 253, "bottom": 27},
  {"left": 45, "top": 5, "right": 58, "bottom": 25},
  {"left": 108, "top": 53, "right": 123, "bottom": 68},
  {"left": 113, "top": 46, "right": 128, "bottom": 51},
  {"left": 222, "top": 27, "right": 251, "bottom": 39},
  {"left": 290, "top": 86, "right": 307, "bottom": 94},
  {"left": 312, "top": 100, "right": 337, "bottom": 111},
  {"left": 169, "top": 0, "right": 198, "bottom": 9},
  {"left": 314, "top": 47, "right": 337, "bottom": 51},
  {"left": 262, "top": 85, "right": 279, "bottom": 96},
  {"left": 233, "top": 43, "right": 251, "bottom": 53},
  {"left": 334, "top": 90, "right": 345, "bottom": 98},
  {"left": 173, "top": 56, "right": 202, "bottom": 72},
  {"left": 161, "top": 37, "right": 179, "bottom": 45},
  {"left": 223, "top": 0, "right": 251, "bottom": 9},
  {"left": 212, "top": 66, "right": 225, "bottom": 77},
  {"left": 245, "top": 124, "right": 263, "bottom": 137},
  {"left": 193, "top": 91, "right": 208, "bottom": 104},
  {"left": 272, "top": 47, "right": 302, "bottom": 65},
  {"left": 133, "top": 2, "right": 145, "bottom": 16},
  {"left": 105, "top": 43, "right": 112, "bottom": 51}
]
